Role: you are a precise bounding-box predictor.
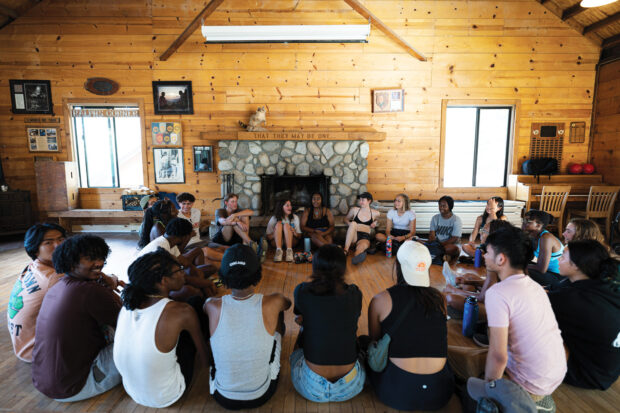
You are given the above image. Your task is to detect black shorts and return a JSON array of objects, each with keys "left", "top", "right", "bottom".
[
  {"left": 212, "top": 227, "right": 244, "bottom": 246},
  {"left": 390, "top": 229, "right": 409, "bottom": 237},
  {"left": 356, "top": 231, "right": 371, "bottom": 241}
]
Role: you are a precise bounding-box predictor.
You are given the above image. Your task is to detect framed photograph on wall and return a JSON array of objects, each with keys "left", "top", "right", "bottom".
[
  {"left": 193, "top": 146, "right": 213, "bottom": 172},
  {"left": 10, "top": 80, "right": 54, "bottom": 115},
  {"left": 151, "top": 121, "right": 182, "bottom": 145},
  {"left": 153, "top": 148, "right": 185, "bottom": 184},
  {"left": 372, "top": 88, "right": 404, "bottom": 113},
  {"left": 27, "top": 127, "right": 60, "bottom": 152},
  {"left": 152, "top": 81, "right": 194, "bottom": 115}
]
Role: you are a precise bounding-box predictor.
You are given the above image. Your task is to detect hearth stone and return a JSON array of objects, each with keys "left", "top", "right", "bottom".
[
  {"left": 322, "top": 142, "right": 334, "bottom": 159},
  {"left": 359, "top": 170, "right": 368, "bottom": 184},
  {"left": 360, "top": 142, "right": 369, "bottom": 158},
  {"left": 295, "top": 141, "right": 307, "bottom": 154},
  {"left": 308, "top": 141, "right": 321, "bottom": 156},
  {"left": 334, "top": 141, "right": 349, "bottom": 154}
]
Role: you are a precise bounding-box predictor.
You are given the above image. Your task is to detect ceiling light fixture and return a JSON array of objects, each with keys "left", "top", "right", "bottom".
[
  {"left": 201, "top": 24, "right": 371, "bottom": 43},
  {"left": 580, "top": 0, "right": 617, "bottom": 7}
]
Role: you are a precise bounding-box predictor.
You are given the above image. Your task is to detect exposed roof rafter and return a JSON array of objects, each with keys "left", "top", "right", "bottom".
[
  {"left": 583, "top": 10, "right": 620, "bottom": 34},
  {"left": 562, "top": 3, "right": 587, "bottom": 21},
  {"left": 0, "top": 4, "right": 18, "bottom": 19}
]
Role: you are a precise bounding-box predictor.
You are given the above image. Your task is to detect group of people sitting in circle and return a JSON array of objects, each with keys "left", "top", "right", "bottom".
[{"left": 6, "top": 189, "right": 620, "bottom": 411}]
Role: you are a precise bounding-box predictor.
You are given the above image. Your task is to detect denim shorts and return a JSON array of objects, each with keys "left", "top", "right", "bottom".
[{"left": 290, "top": 348, "right": 365, "bottom": 403}]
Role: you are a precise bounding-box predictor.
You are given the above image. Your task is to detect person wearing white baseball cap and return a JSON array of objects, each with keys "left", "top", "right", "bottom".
[{"left": 367, "top": 241, "right": 454, "bottom": 411}]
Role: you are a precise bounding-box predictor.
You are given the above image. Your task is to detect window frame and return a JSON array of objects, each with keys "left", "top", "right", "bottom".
[
  {"left": 440, "top": 99, "right": 519, "bottom": 189},
  {"left": 64, "top": 98, "right": 148, "bottom": 189}
]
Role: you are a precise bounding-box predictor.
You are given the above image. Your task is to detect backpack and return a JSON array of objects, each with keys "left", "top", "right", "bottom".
[{"left": 522, "top": 158, "right": 558, "bottom": 178}]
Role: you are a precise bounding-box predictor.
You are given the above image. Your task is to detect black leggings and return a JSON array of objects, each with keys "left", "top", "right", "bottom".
[
  {"left": 369, "top": 360, "right": 454, "bottom": 411},
  {"left": 213, "top": 377, "right": 279, "bottom": 410}
]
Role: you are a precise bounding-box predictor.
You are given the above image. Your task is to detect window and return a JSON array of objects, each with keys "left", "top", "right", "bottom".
[
  {"left": 71, "top": 106, "right": 143, "bottom": 188},
  {"left": 442, "top": 105, "right": 513, "bottom": 187}
]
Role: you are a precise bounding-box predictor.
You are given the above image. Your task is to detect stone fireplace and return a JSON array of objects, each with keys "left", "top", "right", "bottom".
[{"left": 217, "top": 140, "right": 370, "bottom": 215}]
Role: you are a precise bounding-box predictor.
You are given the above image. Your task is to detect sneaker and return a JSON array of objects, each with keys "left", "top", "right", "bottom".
[
  {"left": 249, "top": 241, "right": 258, "bottom": 254},
  {"left": 473, "top": 333, "right": 489, "bottom": 348},
  {"left": 257, "top": 237, "right": 268, "bottom": 263},
  {"left": 351, "top": 251, "right": 367, "bottom": 265},
  {"left": 535, "top": 395, "right": 556, "bottom": 412},
  {"left": 285, "top": 248, "right": 294, "bottom": 262},
  {"left": 274, "top": 248, "right": 283, "bottom": 262},
  {"left": 442, "top": 261, "right": 458, "bottom": 287}
]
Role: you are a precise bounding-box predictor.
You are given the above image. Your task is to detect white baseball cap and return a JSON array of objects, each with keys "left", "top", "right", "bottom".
[{"left": 396, "top": 241, "right": 431, "bottom": 287}]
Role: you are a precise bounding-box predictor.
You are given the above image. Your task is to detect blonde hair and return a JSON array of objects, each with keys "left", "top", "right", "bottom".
[
  {"left": 394, "top": 193, "right": 410, "bottom": 212},
  {"left": 568, "top": 218, "right": 605, "bottom": 244}
]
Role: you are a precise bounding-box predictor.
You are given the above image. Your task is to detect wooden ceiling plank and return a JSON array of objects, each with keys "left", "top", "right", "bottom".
[
  {"left": 583, "top": 11, "right": 620, "bottom": 34},
  {"left": 158, "top": 0, "right": 225, "bottom": 61},
  {"left": 562, "top": 3, "right": 587, "bottom": 21},
  {"left": 0, "top": 4, "right": 18, "bottom": 19},
  {"left": 602, "top": 32, "right": 620, "bottom": 48},
  {"left": 343, "top": 0, "right": 426, "bottom": 61}
]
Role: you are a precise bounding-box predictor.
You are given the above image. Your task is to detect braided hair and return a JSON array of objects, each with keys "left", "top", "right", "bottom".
[
  {"left": 122, "top": 248, "right": 179, "bottom": 310},
  {"left": 138, "top": 199, "right": 176, "bottom": 248}
]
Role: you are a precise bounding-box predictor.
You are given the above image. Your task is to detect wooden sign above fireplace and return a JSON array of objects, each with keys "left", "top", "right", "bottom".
[{"left": 200, "top": 129, "right": 386, "bottom": 141}]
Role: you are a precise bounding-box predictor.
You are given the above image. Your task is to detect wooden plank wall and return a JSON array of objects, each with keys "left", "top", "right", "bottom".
[
  {"left": 0, "top": 0, "right": 602, "bottom": 217},
  {"left": 591, "top": 59, "right": 620, "bottom": 186}
]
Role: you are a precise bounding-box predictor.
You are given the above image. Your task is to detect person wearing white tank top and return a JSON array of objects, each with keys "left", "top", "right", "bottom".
[
  {"left": 204, "top": 244, "right": 291, "bottom": 410},
  {"left": 113, "top": 248, "right": 209, "bottom": 408}
]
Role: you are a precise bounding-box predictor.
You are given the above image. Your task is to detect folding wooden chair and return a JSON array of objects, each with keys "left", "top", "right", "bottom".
[
  {"left": 568, "top": 186, "right": 620, "bottom": 240},
  {"left": 539, "top": 185, "right": 571, "bottom": 237}
]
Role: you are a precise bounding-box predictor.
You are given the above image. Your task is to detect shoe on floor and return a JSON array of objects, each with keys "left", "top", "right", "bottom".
[
  {"left": 285, "top": 248, "right": 294, "bottom": 262},
  {"left": 258, "top": 237, "right": 268, "bottom": 263},
  {"left": 473, "top": 333, "right": 489, "bottom": 348},
  {"left": 274, "top": 248, "right": 283, "bottom": 262},
  {"left": 535, "top": 395, "right": 556, "bottom": 412},
  {"left": 442, "top": 261, "right": 458, "bottom": 287},
  {"left": 447, "top": 305, "right": 463, "bottom": 320},
  {"left": 352, "top": 251, "right": 367, "bottom": 265},
  {"left": 249, "top": 240, "right": 258, "bottom": 254}
]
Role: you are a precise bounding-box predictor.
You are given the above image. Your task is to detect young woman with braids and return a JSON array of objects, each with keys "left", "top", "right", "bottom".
[
  {"left": 549, "top": 240, "right": 620, "bottom": 390},
  {"left": 113, "top": 248, "right": 209, "bottom": 408},
  {"left": 138, "top": 199, "right": 178, "bottom": 249},
  {"left": 290, "top": 244, "right": 365, "bottom": 402}
]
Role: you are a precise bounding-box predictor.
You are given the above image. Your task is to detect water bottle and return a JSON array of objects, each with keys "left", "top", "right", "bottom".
[
  {"left": 386, "top": 236, "right": 392, "bottom": 258},
  {"left": 304, "top": 237, "right": 311, "bottom": 253},
  {"left": 462, "top": 296, "right": 479, "bottom": 338},
  {"left": 474, "top": 247, "right": 483, "bottom": 268}
]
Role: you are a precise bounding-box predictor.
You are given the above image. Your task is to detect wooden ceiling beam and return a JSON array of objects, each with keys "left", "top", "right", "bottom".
[
  {"left": 159, "top": 0, "right": 225, "bottom": 61},
  {"left": 0, "top": 4, "right": 18, "bottom": 19},
  {"left": 562, "top": 3, "right": 587, "bottom": 21},
  {"left": 602, "top": 32, "right": 620, "bottom": 48},
  {"left": 343, "top": 0, "right": 426, "bottom": 61},
  {"left": 583, "top": 11, "right": 620, "bottom": 34}
]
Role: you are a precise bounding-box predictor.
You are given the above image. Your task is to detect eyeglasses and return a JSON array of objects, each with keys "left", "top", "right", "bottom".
[{"left": 165, "top": 265, "right": 185, "bottom": 277}]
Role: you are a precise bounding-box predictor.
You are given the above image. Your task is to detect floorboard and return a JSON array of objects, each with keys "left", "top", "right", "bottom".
[{"left": 0, "top": 233, "right": 617, "bottom": 412}]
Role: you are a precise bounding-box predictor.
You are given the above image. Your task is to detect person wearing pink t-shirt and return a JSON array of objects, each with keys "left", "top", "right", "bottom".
[
  {"left": 467, "top": 226, "right": 566, "bottom": 412},
  {"left": 7, "top": 223, "right": 66, "bottom": 362}
]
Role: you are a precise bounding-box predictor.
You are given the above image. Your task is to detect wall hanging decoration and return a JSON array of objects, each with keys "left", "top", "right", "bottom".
[
  {"left": 27, "top": 127, "right": 59, "bottom": 152},
  {"left": 10, "top": 80, "right": 54, "bottom": 115},
  {"left": 193, "top": 146, "right": 213, "bottom": 172},
  {"left": 372, "top": 88, "right": 404, "bottom": 113},
  {"left": 152, "top": 81, "right": 194, "bottom": 115},
  {"left": 569, "top": 121, "right": 586, "bottom": 144},
  {"left": 151, "top": 121, "right": 182, "bottom": 145},
  {"left": 84, "top": 77, "right": 120, "bottom": 95},
  {"left": 153, "top": 148, "right": 185, "bottom": 184}
]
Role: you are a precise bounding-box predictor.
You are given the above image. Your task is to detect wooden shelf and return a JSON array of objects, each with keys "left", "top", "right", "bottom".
[{"left": 200, "top": 130, "right": 386, "bottom": 141}]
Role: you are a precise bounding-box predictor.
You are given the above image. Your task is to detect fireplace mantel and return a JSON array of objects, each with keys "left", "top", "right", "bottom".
[{"left": 200, "top": 129, "right": 385, "bottom": 141}]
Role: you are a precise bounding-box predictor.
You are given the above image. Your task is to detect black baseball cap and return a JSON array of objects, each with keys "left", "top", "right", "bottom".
[
  {"left": 219, "top": 243, "right": 259, "bottom": 278},
  {"left": 357, "top": 192, "right": 373, "bottom": 201}
]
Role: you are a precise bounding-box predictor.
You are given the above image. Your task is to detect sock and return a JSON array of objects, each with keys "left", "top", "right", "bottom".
[{"left": 442, "top": 261, "right": 457, "bottom": 287}]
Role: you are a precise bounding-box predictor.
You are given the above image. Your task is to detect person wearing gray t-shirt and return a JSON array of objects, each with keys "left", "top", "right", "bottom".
[{"left": 428, "top": 196, "right": 462, "bottom": 264}]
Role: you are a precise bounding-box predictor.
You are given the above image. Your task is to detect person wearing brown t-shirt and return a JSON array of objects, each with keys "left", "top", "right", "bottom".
[{"left": 32, "top": 235, "right": 125, "bottom": 402}]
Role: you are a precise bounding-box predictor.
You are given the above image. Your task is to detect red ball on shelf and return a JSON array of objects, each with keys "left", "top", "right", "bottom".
[
  {"left": 568, "top": 163, "right": 583, "bottom": 174},
  {"left": 582, "top": 163, "right": 595, "bottom": 174}
]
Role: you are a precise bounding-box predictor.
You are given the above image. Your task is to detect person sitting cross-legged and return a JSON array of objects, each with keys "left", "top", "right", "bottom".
[
  {"left": 375, "top": 193, "right": 416, "bottom": 255},
  {"left": 7, "top": 223, "right": 66, "bottom": 362},
  {"left": 549, "top": 240, "right": 620, "bottom": 390},
  {"left": 266, "top": 198, "right": 302, "bottom": 263},
  {"left": 212, "top": 193, "right": 254, "bottom": 248},
  {"left": 467, "top": 226, "right": 567, "bottom": 412},
  {"left": 290, "top": 244, "right": 365, "bottom": 403},
  {"left": 427, "top": 195, "right": 462, "bottom": 264},
  {"left": 32, "top": 235, "right": 124, "bottom": 402},
  {"left": 300, "top": 192, "right": 335, "bottom": 249},
  {"left": 343, "top": 192, "right": 381, "bottom": 265},
  {"left": 138, "top": 218, "right": 217, "bottom": 300},
  {"left": 113, "top": 248, "right": 210, "bottom": 408},
  {"left": 204, "top": 244, "right": 291, "bottom": 410}
]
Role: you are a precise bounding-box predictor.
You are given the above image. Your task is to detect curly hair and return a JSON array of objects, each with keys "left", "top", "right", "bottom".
[
  {"left": 122, "top": 248, "right": 180, "bottom": 310},
  {"left": 524, "top": 209, "right": 553, "bottom": 228},
  {"left": 308, "top": 244, "right": 347, "bottom": 295},
  {"left": 24, "top": 223, "right": 67, "bottom": 260},
  {"left": 176, "top": 192, "right": 196, "bottom": 203},
  {"left": 439, "top": 195, "right": 454, "bottom": 211},
  {"left": 52, "top": 234, "right": 110, "bottom": 274},
  {"left": 165, "top": 217, "right": 193, "bottom": 237},
  {"left": 567, "top": 218, "right": 605, "bottom": 244}
]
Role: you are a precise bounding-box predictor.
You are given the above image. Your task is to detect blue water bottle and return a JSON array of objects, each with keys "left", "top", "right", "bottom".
[
  {"left": 474, "top": 247, "right": 483, "bottom": 268},
  {"left": 462, "top": 296, "right": 479, "bottom": 338}
]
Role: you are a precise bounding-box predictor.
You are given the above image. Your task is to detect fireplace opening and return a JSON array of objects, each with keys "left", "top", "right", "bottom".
[{"left": 260, "top": 174, "right": 330, "bottom": 215}]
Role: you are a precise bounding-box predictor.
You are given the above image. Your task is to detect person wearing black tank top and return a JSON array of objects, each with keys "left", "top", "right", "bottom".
[
  {"left": 343, "top": 192, "right": 381, "bottom": 265},
  {"left": 367, "top": 241, "right": 455, "bottom": 411},
  {"left": 300, "top": 193, "right": 335, "bottom": 248}
]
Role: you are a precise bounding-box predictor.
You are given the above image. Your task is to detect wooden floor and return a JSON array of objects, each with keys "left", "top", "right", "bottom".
[{"left": 0, "top": 233, "right": 618, "bottom": 412}]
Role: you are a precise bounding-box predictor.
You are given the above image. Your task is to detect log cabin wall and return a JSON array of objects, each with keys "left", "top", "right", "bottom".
[
  {"left": 591, "top": 59, "right": 620, "bottom": 186},
  {"left": 0, "top": 0, "right": 602, "bottom": 217}
]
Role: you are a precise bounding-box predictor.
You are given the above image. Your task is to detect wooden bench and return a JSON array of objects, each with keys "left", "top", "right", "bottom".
[{"left": 47, "top": 209, "right": 143, "bottom": 232}]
